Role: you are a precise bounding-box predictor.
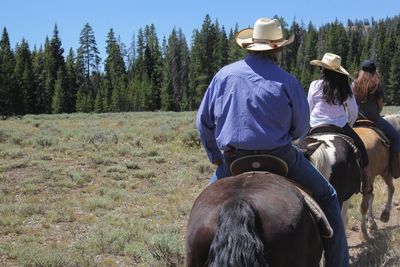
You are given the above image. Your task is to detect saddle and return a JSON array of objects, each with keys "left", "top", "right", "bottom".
[
  {"left": 230, "top": 154, "right": 288, "bottom": 176},
  {"left": 309, "top": 124, "right": 345, "bottom": 135},
  {"left": 229, "top": 154, "right": 333, "bottom": 239},
  {"left": 308, "top": 124, "right": 360, "bottom": 162},
  {"left": 354, "top": 119, "right": 390, "bottom": 147}
]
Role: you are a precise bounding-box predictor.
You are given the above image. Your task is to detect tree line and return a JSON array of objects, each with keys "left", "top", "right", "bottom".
[{"left": 0, "top": 14, "right": 399, "bottom": 117}]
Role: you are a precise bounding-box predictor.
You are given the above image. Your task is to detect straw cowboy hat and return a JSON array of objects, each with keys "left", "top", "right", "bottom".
[
  {"left": 310, "top": 53, "right": 350, "bottom": 76},
  {"left": 236, "top": 18, "right": 294, "bottom": 51}
]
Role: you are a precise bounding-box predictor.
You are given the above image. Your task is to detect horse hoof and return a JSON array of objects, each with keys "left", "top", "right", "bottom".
[
  {"left": 380, "top": 211, "right": 390, "bottom": 223},
  {"left": 369, "top": 223, "right": 378, "bottom": 232}
]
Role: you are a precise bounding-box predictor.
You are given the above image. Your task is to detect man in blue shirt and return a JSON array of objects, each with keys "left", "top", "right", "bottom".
[{"left": 197, "top": 17, "right": 349, "bottom": 267}]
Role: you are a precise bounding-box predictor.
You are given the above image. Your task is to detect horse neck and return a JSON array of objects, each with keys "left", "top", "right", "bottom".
[{"left": 310, "top": 143, "right": 332, "bottom": 181}]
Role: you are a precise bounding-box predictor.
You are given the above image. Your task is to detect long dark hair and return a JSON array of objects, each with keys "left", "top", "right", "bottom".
[{"left": 321, "top": 68, "right": 352, "bottom": 105}]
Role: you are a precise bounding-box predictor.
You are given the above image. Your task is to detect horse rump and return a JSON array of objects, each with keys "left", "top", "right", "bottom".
[{"left": 185, "top": 173, "right": 323, "bottom": 267}]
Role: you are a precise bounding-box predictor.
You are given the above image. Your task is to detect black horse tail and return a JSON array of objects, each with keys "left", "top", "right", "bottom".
[{"left": 208, "top": 198, "right": 267, "bottom": 267}]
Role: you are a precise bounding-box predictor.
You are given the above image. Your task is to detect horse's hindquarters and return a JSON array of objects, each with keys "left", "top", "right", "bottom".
[{"left": 185, "top": 173, "right": 323, "bottom": 267}]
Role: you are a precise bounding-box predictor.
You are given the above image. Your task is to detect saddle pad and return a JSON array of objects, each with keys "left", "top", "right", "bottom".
[
  {"left": 296, "top": 186, "right": 333, "bottom": 238},
  {"left": 354, "top": 120, "right": 390, "bottom": 147},
  {"left": 229, "top": 154, "right": 288, "bottom": 177}
]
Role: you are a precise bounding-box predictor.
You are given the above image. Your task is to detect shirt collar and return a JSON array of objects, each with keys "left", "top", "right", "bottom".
[{"left": 245, "top": 53, "right": 275, "bottom": 66}]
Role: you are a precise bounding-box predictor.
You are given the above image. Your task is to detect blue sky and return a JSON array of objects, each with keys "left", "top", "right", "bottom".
[{"left": 1, "top": 0, "right": 399, "bottom": 60}]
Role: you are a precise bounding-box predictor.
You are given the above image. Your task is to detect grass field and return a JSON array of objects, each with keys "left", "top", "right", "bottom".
[{"left": 1, "top": 108, "right": 400, "bottom": 266}]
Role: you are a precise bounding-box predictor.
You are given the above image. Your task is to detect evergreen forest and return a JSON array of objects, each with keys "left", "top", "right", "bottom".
[{"left": 1, "top": 14, "right": 400, "bottom": 117}]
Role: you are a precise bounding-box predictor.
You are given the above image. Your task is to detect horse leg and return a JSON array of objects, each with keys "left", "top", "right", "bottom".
[
  {"left": 360, "top": 193, "right": 372, "bottom": 240},
  {"left": 367, "top": 192, "right": 378, "bottom": 232},
  {"left": 380, "top": 175, "right": 395, "bottom": 223},
  {"left": 341, "top": 199, "right": 350, "bottom": 228}
]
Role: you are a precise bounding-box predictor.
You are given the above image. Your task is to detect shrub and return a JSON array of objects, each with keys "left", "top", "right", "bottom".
[
  {"left": 148, "top": 232, "right": 184, "bottom": 267},
  {"left": 0, "top": 129, "right": 9, "bottom": 143},
  {"left": 181, "top": 129, "right": 201, "bottom": 147}
]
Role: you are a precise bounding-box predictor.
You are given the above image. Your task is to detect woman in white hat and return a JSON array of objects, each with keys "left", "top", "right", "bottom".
[
  {"left": 308, "top": 53, "right": 371, "bottom": 191},
  {"left": 197, "top": 19, "right": 349, "bottom": 267}
]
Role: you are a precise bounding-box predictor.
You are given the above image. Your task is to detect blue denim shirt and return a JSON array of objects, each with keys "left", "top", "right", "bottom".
[{"left": 197, "top": 54, "right": 310, "bottom": 163}]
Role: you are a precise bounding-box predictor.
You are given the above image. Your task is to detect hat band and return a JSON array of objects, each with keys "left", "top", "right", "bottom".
[
  {"left": 322, "top": 60, "right": 340, "bottom": 70},
  {"left": 252, "top": 37, "right": 284, "bottom": 44},
  {"left": 241, "top": 37, "right": 285, "bottom": 49}
]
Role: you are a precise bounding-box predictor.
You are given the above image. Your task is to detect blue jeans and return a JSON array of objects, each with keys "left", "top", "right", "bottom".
[
  {"left": 376, "top": 116, "right": 400, "bottom": 154},
  {"left": 209, "top": 143, "right": 349, "bottom": 267}
]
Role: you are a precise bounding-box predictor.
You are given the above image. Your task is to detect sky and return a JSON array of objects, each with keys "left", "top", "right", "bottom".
[{"left": 1, "top": 0, "right": 399, "bottom": 61}]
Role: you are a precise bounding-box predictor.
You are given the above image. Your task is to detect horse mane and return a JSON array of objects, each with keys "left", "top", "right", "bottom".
[
  {"left": 207, "top": 198, "right": 267, "bottom": 267},
  {"left": 310, "top": 142, "right": 332, "bottom": 180}
]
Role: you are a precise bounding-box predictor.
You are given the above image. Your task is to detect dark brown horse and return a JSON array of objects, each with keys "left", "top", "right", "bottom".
[{"left": 185, "top": 172, "right": 323, "bottom": 267}]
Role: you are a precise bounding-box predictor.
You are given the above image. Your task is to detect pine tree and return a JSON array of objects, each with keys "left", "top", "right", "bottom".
[
  {"left": 127, "top": 32, "right": 136, "bottom": 76},
  {"left": 51, "top": 69, "right": 64, "bottom": 113},
  {"left": 177, "top": 29, "right": 190, "bottom": 111},
  {"left": 42, "top": 37, "right": 55, "bottom": 113},
  {"left": 284, "top": 20, "right": 304, "bottom": 76},
  {"left": 104, "top": 28, "right": 127, "bottom": 111},
  {"left": 0, "top": 27, "right": 16, "bottom": 117},
  {"left": 31, "top": 46, "right": 47, "bottom": 114},
  {"left": 228, "top": 24, "right": 245, "bottom": 63},
  {"left": 160, "top": 28, "right": 189, "bottom": 111},
  {"left": 50, "top": 24, "right": 65, "bottom": 74},
  {"left": 214, "top": 22, "right": 229, "bottom": 69},
  {"left": 386, "top": 19, "right": 400, "bottom": 105},
  {"left": 94, "top": 88, "right": 103, "bottom": 113},
  {"left": 189, "top": 15, "right": 220, "bottom": 109},
  {"left": 301, "top": 22, "right": 318, "bottom": 89},
  {"left": 38, "top": 25, "right": 67, "bottom": 114},
  {"left": 14, "top": 38, "right": 32, "bottom": 114},
  {"left": 76, "top": 23, "right": 101, "bottom": 112},
  {"left": 375, "top": 21, "right": 389, "bottom": 85},
  {"left": 160, "top": 29, "right": 177, "bottom": 111},
  {"left": 77, "top": 23, "right": 100, "bottom": 79},
  {"left": 64, "top": 48, "right": 77, "bottom": 113},
  {"left": 346, "top": 22, "right": 364, "bottom": 72},
  {"left": 143, "top": 24, "right": 163, "bottom": 110}
]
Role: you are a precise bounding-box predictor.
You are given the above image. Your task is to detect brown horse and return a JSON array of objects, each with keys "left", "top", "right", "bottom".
[
  {"left": 353, "top": 116, "right": 397, "bottom": 240},
  {"left": 185, "top": 172, "right": 323, "bottom": 267}
]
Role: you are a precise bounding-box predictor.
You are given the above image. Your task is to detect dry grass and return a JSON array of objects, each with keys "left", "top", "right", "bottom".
[
  {"left": 0, "top": 111, "right": 207, "bottom": 266},
  {"left": 0, "top": 108, "right": 399, "bottom": 266}
]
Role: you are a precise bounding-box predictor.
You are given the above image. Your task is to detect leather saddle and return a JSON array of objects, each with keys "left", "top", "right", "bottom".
[
  {"left": 229, "top": 154, "right": 288, "bottom": 176},
  {"left": 354, "top": 119, "right": 390, "bottom": 147},
  {"left": 309, "top": 124, "right": 345, "bottom": 135},
  {"left": 308, "top": 124, "right": 360, "bottom": 161}
]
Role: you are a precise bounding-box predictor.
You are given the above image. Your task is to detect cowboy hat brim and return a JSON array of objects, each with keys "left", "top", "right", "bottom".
[
  {"left": 236, "top": 28, "right": 294, "bottom": 51},
  {"left": 310, "top": 59, "right": 350, "bottom": 77}
]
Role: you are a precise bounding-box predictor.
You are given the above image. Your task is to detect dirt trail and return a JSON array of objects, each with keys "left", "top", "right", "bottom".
[{"left": 348, "top": 201, "right": 400, "bottom": 266}]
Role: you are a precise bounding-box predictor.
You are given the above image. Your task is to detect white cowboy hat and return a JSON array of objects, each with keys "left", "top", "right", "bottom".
[
  {"left": 236, "top": 18, "right": 294, "bottom": 51},
  {"left": 310, "top": 53, "right": 350, "bottom": 76}
]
